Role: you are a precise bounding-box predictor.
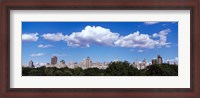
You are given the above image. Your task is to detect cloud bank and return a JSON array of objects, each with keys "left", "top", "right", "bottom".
[
  {"left": 64, "top": 26, "right": 119, "bottom": 47},
  {"left": 138, "top": 50, "right": 144, "bottom": 53},
  {"left": 38, "top": 44, "right": 53, "bottom": 48},
  {"left": 41, "top": 26, "right": 171, "bottom": 49},
  {"left": 114, "top": 31, "right": 158, "bottom": 49},
  {"left": 42, "top": 33, "right": 65, "bottom": 41},
  {"left": 22, "top": 33, "right": 39, "bottom": 41}
]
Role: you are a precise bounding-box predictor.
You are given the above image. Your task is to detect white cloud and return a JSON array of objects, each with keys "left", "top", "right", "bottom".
[
  {"left": 138, "top": 50, "right": 144, "bottom": 53},
  {"left": 41, "top": 33, "right": 65, "bottom": 41},
  {"left": 153, "top": 29, "right": 171, "bottom": 46},
  {"left": 113, "top": 59, "right": 120, "bottom": 62},
  {"left": 152, "top": 33, "right": 159, "bottom": 37},
  {"left": 165, "top": 45, "right": 171, "bottom": 48},
  {"left": 38, "top": 44, "right": 53, "bottom": 48},
  {"left": 22, "top": 33, "right": 39, "bottom": 41},
  {"left": 64, "top": 26, "right": 120, "bottom": 47},
  {"left": 41, "top": 26, "right": 171, "bottom": 49},
  {"left": 30, "top": 53, "right": 45, "bottom": 57},
  {"left": 144, "top": 22, "right": 159, "bottom": 25},
  {"left": 114, "top": 29, "right": 171, "bottom": 49},
  {"left": 114, "top": 31, "right": 158, "bottom": 49}
]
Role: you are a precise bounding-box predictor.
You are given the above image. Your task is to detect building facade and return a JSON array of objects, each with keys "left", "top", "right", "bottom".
[
  {"left": 157, "top": 55, "right": 163, "bottom": 65},
  {"left": 151, "top": 55, "right": 163, "bottom": 65},
  {"left": 85, "top": 56, "right": 92, "bottom": 68},
  {"left": 29, "top": 60, "right": 34, "bottom": 68},
  {"left": 152, "top": 59, "right": 157, "bottom": 65},
  {"left": 51, "top": 56, "right": 57, "bottom": 65}
]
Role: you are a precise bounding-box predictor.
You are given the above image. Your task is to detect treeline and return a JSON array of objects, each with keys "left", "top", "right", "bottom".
[{"left": 22, "top": 61, "right": 178, "bottom": 76}]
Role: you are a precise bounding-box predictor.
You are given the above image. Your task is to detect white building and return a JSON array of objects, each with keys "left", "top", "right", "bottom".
[
  {"left": 133, "top": 59, "right": 148, "bottom": 70},
  {"left": 42, "top": 57, "right": 109, "bottom": 69},
  {"left": 84, "top": 57, "right": 92, "bottom": 68},
  {"left": 29, "top": 60, "right": 34, "bottom": 68},
  {"left": 91, "top": 61, "right": 109, "bottom": 69}
]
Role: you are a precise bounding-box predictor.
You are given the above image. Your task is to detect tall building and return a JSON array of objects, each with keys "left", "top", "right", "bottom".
[
  {"left": 85, "top": 56, "right": 92, "bottom": 68},
  {"left": 133, "top": 59, "right": 138, "bottom": 68},
  {"left": 157, "top": 55, "right": 163, "bottom": 65},
  {"left": 29, "top": 60, "right": 34, "bottom": 68},
  {"left": 151, "top": 55, "right": 163, "bottom": 65},
  {"left": 51, "top": 56, "right": 57, "bottom": 65},
  {"left": 60, "top": 60, "right": 65, "bottom": 64},
  {"left": 152, "top": 59, "right": 157, "bottom": 65},
  {"left": 142, "top": 59, "right": 147, "bottom": 66}
]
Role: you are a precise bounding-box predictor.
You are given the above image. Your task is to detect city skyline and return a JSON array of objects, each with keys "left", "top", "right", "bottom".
[
  {"left": 25, "top": 54, "right": 177, "bottom": 70},
  {"left": 23, "top": 54, "right": 178, "bottom": 76},
  {"left": 22, "top": 22, "right": 178, "bottom": 65},
  {"left": 26, "top": 54, "right": 175, "bottom": 65}
]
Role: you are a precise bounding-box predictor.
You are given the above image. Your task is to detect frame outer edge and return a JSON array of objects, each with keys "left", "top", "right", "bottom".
[
  {"left": 0, "top": 0, "right": 200, "bottom": 98},
  {"left": 197, "top": 0, "right": 200, "bottom": 98},
  {"left": 0, "top": 1, "right": 2, "bottom": 97}
]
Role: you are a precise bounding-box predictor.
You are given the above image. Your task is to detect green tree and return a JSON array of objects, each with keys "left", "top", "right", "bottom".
[
  {"left": 145, "top": 65, "right": 164, "bottom": 76},
  {"left": 84, "top": 68, "right": 103, "bottom": 76},
  {"left": 22, "top": 67, "right": 31, "bottom": 76},
  {"left": 73, "top": 67, "right": 83, "bottom": 76},
  {"left": 62, "top": 69, "right": 73, "bottom": 76},
  {"left": 44, "top": 67, "right": 55, "bottom": 76},
  {"left": 28, "top": 69, "right": 45, "bottom": 76},
  {"left": 105, "top": 61, "right": 138, "bottom": 76},
  {"left": 144, "top": 64, "right": 178, "bottom": 76},
  {"left": 159, "top": 64, "right": 178, "bottom": 76},
  {"left": 22, "top": 63, "right": 178, "bottom": 76},
  {"left": 54, "top": 70, "right": 64, "bottom": 76}
]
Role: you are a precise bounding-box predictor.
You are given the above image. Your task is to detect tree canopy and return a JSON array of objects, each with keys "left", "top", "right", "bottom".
[{"left": 22, "top": 61, "right": 178, "bottom": 76}]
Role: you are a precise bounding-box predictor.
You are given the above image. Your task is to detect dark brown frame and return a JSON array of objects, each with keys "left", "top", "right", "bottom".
[{"left": 0, "top": 0, "right": 199, "bottom": 98}]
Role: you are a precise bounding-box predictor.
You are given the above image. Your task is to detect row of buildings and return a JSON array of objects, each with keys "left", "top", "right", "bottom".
[
  {"left": 42, "top": 56, "right": 109, "bottom": 69},
  {"left": 133, "top": 55, "right": 163, "bottom": 70},
  {"left": 27, "top": 55, "right": 176, "bottom": 70},
  {"left": 152, "top": 55, "right": 163, "bottom": 65}
]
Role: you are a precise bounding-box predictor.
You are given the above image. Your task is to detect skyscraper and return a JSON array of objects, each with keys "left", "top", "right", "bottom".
[
  {"left": 152, "top": 59, "right": 157, "bottom": 65},
  {"left": 157, "top": 55, "right": 163, "bottom": 65},
  {"left": 142, "top": 59, "right": 147, "bottom": 66},
  {"left": 29, "top": 60, "right": 34, "bottom": 68},
  {"left": 51, "top": 56, "right": 57, "bottom": 65},
  {"left": 151, "top": 55, "right": 163, "bottom": 65},
  {"left": 85, "top": 56, "right": 92, "bottom": 68}
]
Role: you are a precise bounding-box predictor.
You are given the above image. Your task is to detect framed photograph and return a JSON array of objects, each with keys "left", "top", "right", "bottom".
[{"left": 1, "top": 0, "right": 200, "bottom": 97}]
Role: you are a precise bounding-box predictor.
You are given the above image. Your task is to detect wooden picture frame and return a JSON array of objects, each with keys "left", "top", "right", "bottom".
[{"left": 0, "top": 0, "right": 199, "bottom": 97}]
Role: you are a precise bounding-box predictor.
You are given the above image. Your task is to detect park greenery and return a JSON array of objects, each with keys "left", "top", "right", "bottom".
[{"left": 22, "top": 61, "right": 178, "bottom": 76}]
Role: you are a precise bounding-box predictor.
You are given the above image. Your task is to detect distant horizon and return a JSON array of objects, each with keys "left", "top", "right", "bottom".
[
  {"left": 22, "top": 54, "right": 176, "bottom": 65},
  {"left": 22, "top": 22, "right": 178, "bottom": 65}
]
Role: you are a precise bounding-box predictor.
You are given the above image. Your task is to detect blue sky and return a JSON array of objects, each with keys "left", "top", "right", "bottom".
[{"left": 22, "top": 22, "right": 178, "bottom": 64}]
